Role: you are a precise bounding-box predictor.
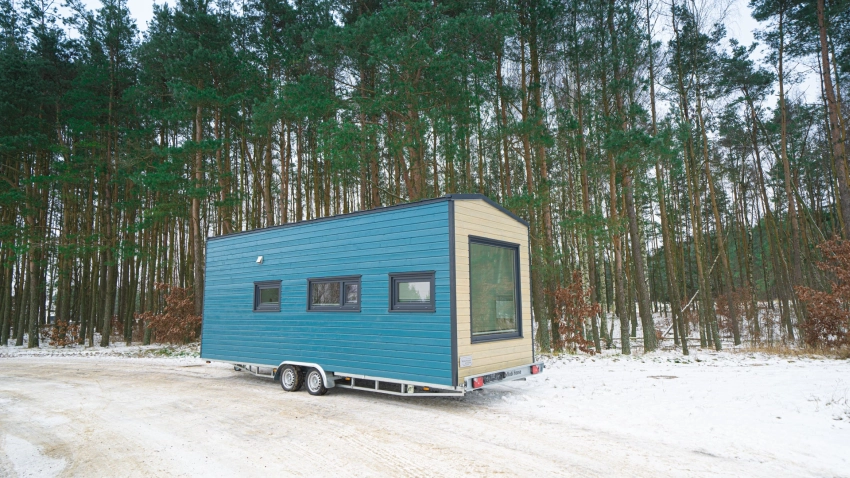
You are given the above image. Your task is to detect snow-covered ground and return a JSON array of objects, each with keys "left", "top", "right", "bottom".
[
  {"left": 0, "top": 345, "right": 847, "bottom": 477},
  {"left": 0, "top": 341, "right": 201, "bottom": 360}
]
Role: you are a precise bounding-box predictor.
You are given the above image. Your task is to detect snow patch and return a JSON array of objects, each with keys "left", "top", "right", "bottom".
[
  {"left": 1, "top": 346, "right": 848, "bottom": 475},
  {"left": 2, "top": 435, "right": 65, "bottom": 478}
]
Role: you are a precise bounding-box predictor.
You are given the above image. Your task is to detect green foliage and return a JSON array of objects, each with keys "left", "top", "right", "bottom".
[{"left": 0, "top": 0, "right": 848, "bottom": 351}]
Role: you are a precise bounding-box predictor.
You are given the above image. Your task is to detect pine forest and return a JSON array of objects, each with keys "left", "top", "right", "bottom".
[{"left": 2, "top": 0, "right": 850, "bottom": 354}]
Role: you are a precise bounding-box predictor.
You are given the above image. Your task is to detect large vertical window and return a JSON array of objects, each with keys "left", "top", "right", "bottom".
[
  {"left": 469, "top": 237, "right": 521, "bottom": 342},
  {"left": 254, "top": 281, "right": 282, "bottom": 312},
  {"left": 308, "top": 276, "right": 361, "bottom": 311},
  {"left": 389, "top": 272, "right": 435, "bottom": 312}
]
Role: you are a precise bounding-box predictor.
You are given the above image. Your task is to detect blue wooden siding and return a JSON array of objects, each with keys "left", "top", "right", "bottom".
[{"left": 201, "top": 201, "right": 453, "bottom": 386}]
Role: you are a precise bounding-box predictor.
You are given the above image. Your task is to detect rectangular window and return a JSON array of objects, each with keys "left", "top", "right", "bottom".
[
  {"left": 254, "top": 280, "right": 281, "bottom": 312},
  {"left": 307, "top": 276, "right": 361, "bottom": 311},
  {"left": 469, "top": 237, "right": 521, "bottom": 342},
  {"left": 389, "top": 272, "right": 435, "bottom": 312},
  {"left": 312, "top": 282, "right": 340, "bottom": 306},
  {"left": 345, "top": 283, "right": 359, "bottom": 305}
]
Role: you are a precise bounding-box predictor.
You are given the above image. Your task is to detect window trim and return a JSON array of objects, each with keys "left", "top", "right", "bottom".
[
  {"left": 307, "top": 275, "right": 361, "bottom": 312},
  {"left": 468, "top": 236, "right": 523, "bottom": 343},
  {"left": 254, "top": 280, "right": 282, "bottom": 312},
  {"left": 388, "top": 271, "right": 436, "bottom": 313}
]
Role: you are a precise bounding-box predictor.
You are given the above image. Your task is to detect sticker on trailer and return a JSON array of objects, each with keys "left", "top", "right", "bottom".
[{"left": 459, "top": 355, "right": 473, "bottom": 367}]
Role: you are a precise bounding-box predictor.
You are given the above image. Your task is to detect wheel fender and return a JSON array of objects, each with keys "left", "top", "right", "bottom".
[{"left": 277, "top": 361, "right": 335, "bottom": 388}]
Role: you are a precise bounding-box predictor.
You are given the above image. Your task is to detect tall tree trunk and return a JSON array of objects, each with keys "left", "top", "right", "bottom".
[
  {"left": 656, "top": 162, "right": 688, "bottom": 354},
  {"left": 15, "top": 255, "right": 27, "bottom": 347},
  {"left": 623, "top": 174, "right": 655, "bottom": 350},
  {"left": 296, "top": 123, "right": 304, "bottom": 221},
  {"left": 776, "top": 5, "right": 802, "bottom": 292},
  {"left": 518, "top": 16, "right": 548, "bottom": 349},
  {"left": 264, "top": 134, "right": 274, "bottom": 226},
  {"left": 529, "top": 6, "right": 557, "bottom": 347},
  {"left": 280, "top": 122, "right": 289, "bottom": 223},
  {"left": 671, "top": 3, "right": 719, "bottom": 350},
  {"left": 610, "top": 160, "right": 629, "bottom": 354},
  {"left": 696, "top": 91, "right": 740, "bottom": 345},
  {"left": 1, "top": 247, "right": 12, "bottom": 346},
  {"left": 26, "top": 251, "right": 39, "bottom": 348},
  {"left": 817, "top": 0, "right": 850, "bottom": 237},
  {"left": 192, "top": 104, "right": 204, "bottom": 316},
  {"left": 25, "top": 155, "right": 42, "bottom": 348},
  {"left": 216, "top": 108, "right": 232, "bottom": 234},
  {"left": 496, "top": 47, "right": 511, "bottom": 198},
  {"left": 646, "top": 0, "right": 687, "bottom": 353},
  {"left": 144, "top": 219, "right": 159, "bottom": 345},
  {"left": 751, "top": 112, "right": 795, "bottom": 341},
  {"left": 733, "top": 176, "right": 758, "bottom": 338},
  {"left": 123, "top": 202, "right": 138, "bottom": 345},
  {"left": 575, "top": 53, "right": 602, "bottom": 349}
]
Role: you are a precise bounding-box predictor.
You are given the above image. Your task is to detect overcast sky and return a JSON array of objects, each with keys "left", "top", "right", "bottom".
[{"left": 88, "top": 0, "right": 173, "bottom": 31}]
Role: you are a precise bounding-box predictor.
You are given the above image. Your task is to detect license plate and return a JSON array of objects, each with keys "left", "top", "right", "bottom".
[
  {"left": 484, "top": 368, "right": 526, "bottom": 384},
  {"left": 482, "top": 372, "right": 507, "bottom": 384}
]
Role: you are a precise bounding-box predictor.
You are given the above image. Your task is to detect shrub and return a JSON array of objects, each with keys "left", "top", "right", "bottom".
[
  {"left": 795, "top": 240, "right": 850, "bottom": 349},
  {"left": 551, "top": 271, "right": 600, "bottom": 354},
  {"left": 40, "top": 319, "right": 80, "bottom": 347},
  {"left": 716, "top": 288, "right": 750, "bottom": 337},
  {"left": 135, "top": 283, "right": 202, "bottom": 345}
]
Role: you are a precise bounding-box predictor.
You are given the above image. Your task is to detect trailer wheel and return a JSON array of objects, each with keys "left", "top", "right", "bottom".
[
  {"left": 280, "top": 365, "right": 303, "bottom": 392},
  {"left": 304, "top": 368, "right": 327, "bottom": 396}
]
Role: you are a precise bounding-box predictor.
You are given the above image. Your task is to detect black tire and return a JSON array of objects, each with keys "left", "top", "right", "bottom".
[
  {"left": 304, "top": 368, "right": 328, "bottom": 396},
  {"left": 280, "top": 365, "right": 303, "bottom": 392}
]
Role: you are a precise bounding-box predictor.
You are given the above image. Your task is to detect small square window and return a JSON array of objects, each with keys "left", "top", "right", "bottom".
[
  {"left": 307, "top": 276, "right": 361, "bottom": 311},
  {"left": 254, "top": 280, "right": 281, "bottom": 312},
  {"left": 389, "top": 272, "right": 435, "bottom": 312}
]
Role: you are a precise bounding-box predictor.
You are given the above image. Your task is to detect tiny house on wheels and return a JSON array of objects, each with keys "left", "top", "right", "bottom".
[{"left": 200, "top": 194, "right": 543, "bottom": 397}]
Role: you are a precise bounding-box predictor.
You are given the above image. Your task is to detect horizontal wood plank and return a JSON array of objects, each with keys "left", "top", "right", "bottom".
[{"left": 202, "top": 201, "right": 455, "bottom": 386}]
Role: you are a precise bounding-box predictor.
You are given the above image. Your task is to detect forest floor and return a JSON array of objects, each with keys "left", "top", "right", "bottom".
[{"left": 0, "top": 344, "right": 848, "bottom": 477}]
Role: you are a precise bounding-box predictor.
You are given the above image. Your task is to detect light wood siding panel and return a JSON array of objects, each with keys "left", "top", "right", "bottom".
[{"left": 454, "top": 200, "right": 533, "bottom": 380}]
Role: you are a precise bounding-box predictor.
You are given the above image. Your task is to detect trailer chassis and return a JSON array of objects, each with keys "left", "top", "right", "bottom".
[{"left": 221, "top": 361, "right": 544, "bottom": 397}]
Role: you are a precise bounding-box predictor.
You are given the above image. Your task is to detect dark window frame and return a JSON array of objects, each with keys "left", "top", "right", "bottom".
[
  {"left": 254, "top": 280, "right": 282, "bottom": 312},
  {"left": 307, "top": 275, "right": 362, "bottom": 312},
  {"left": 468, "top": 236, "right": 523, "bottom": 343},
  {"left": 389, "top": 271, "right": 436, "bottom": 312}
]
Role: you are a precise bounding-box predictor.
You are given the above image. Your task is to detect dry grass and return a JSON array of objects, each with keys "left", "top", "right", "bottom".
[{"left": 730, "top": 344, "right": 850, "bottom": 360}]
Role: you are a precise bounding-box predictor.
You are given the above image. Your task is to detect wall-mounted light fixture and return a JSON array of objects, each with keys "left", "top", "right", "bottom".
[{"left": 256, "top": 255, "right": 264, "bottom": 264}]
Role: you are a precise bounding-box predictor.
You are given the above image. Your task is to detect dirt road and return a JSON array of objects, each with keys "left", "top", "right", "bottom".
[{"left": 0, "top": 356, "right": 844, "bottom": 477}]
